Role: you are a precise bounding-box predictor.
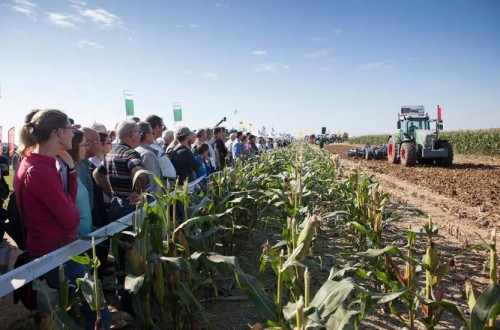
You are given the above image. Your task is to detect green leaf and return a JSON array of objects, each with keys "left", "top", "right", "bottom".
[
  {"left": 471, "top": 282, "right": 500, "bottom": 329},
  {"left": 176, "top": 215, "right": 219, "bottom": 230},
  {"left": 189, "top": 251, "right": 278, "bottom": 323},
  {"left": 281, "top": 242, "right": 305, "bottom": 271},
  {"left": 269, "top": 240, "right": 288, "bottom": 256},
  {"left": 33, "top": 278, "right": 60, "bottom": 314},
  {"left": 325, "top": 304, "right": 360, "bottom": 330},
  {"left": 178, "top": 282, "right": 213, "bottom": 325},
  {"left": 357, "top": 245, "right": 397, "bottom": 258},
  {"left": 76, "top": 274, "right": 106, "bottom": 311},
  {"left": 348, "top": 221, "right": 369, "bottom": 234},
  {"left": 310, "top": 278, "right": 355, "bottom": 319},
  {"left": 372, "top": 290, "right": 409, "bottom": 304},
  {"left": 68, "top": 254, "right": 92, "bottom": 266},
  {"left": 416, "top": 295, "right": 469, "bottom": 327},
  {"left": 234, "top": 265, "right": 278, "bottom": 323}
]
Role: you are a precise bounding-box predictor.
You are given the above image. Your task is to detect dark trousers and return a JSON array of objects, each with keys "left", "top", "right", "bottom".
[{"left": 108, "top": 197, "right": 136, "bottom": 315}]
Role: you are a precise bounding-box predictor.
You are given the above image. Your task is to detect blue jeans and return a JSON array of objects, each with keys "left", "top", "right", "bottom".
[{"left": 44, "top": 260, "right": 111, "bottom": 330}]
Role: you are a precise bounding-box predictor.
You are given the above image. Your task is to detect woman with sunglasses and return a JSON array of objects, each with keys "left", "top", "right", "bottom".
[
  {"left": 68, "top": 129, "right": 93, "bottom": 236},
  {"left": 15, "top": 109, "right": 110, "bottom": 329}
]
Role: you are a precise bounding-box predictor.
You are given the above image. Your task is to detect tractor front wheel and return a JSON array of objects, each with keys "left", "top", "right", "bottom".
[
  {"left": 401, "top": 142, "right": 417, "bottom": 166},
  {"left": 387, "top": 137, "right": 399, "bottom": 164},
  {"left": 435, "top": 141, "right": 454, "bottom": 166}
]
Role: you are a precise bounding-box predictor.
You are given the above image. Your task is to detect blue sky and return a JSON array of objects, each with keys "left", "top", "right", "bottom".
[{"left": 1, "top": 0, "right": 499, "bottom": 139}]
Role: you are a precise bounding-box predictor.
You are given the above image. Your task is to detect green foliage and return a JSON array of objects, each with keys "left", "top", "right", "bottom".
[{"left": 440, "top": 129, "right": 500, "bottom": 157}]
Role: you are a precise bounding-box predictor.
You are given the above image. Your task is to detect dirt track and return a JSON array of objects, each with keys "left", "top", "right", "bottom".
[{"left": 325, "top": 143, "right": 500, "bottom": 233}]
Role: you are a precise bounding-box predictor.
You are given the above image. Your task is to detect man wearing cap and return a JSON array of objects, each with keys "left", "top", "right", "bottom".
[{"left": 170, "top": 126, "right": 201, "bottom": 184}]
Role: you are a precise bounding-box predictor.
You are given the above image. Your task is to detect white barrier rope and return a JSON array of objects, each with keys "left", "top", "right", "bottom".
[{"left": 0, "top": 176, "right": 205, "bottom": 298}]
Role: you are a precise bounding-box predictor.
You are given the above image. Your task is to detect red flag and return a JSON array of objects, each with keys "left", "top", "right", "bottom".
[
  {"left": 8, "top": 127, "right": 15, "bottom": 158},
  {"left": 437, "top": 105, "right": 442, "bottom": 122},
  {"left": 0, "top": 126, "right": 3, "bottom": 157}
]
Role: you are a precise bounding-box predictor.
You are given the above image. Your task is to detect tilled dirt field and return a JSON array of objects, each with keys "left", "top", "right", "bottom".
[
  {"left": 321, "top": 143, "right": 500, "bottom": 329},
  {"left": 325, "top": 143, "right": 500, "bottom": 230}
]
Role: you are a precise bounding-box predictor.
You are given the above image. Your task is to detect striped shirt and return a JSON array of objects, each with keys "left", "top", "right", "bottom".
[{"left": 97, "top": 143, "right": 147, "bottom": 199}]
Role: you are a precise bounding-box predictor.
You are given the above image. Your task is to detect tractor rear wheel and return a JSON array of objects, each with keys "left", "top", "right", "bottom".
[
  {"left": 387, "top": 137, "right": 399, "bottom": 164},
  {"left": 401, "top": 142, "right": 417, "bottom": 166},
  {"left": 435, "top": 141, "right": 454, "bottom": 166}
]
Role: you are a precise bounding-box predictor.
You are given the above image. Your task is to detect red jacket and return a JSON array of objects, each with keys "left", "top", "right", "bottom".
[{"left": 14, "top": 153, "right": 80, "bottom": 257}]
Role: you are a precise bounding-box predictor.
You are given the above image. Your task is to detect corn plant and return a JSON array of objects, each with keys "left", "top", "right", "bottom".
[
  {"left": 355, "top": 216, "right": 470, "bottom": 330},
  {"left": 466, "top": 229, "right": 500, "bottom": 329}
]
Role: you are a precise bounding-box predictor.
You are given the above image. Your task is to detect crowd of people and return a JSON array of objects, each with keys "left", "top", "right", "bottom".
[{"left": 0, "top": 109, "right": 289, "bottom": 328}]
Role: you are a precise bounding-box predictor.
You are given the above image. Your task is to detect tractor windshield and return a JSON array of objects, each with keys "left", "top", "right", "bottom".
[{"left": 406, "top": 119, "right": 430, "bottom": 131}]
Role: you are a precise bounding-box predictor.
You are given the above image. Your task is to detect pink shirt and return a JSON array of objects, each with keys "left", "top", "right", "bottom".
[{"left": 14, "top": 153, "right": 80, "bottom": 257}]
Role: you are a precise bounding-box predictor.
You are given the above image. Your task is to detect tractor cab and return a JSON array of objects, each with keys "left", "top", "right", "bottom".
[
  {"left": 398, "top": 117, "right": 431, "bottom": 138},
  {"left": 397, "top": 106, "right": 431, "bottom": 138}
]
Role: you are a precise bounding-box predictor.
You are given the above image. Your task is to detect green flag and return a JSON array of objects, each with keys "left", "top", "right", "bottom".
[
  {"left": 124, "top": 91, "right": 134, "bottom": 116},
  {"left": 173, "top": 104, "right": 182, "bottom": 122}
]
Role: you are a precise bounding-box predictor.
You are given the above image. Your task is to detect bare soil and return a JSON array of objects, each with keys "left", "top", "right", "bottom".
[{"left": 1, "top": 144, "right": 499, "bottom": 329}]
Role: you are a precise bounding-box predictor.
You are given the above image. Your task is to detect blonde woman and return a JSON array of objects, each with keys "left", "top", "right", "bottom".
[{"left": 15, "top": 109, "right": 109, "bottom": 329}]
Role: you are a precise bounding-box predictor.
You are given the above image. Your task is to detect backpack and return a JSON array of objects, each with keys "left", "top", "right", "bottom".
[
  {"left": 6, "top": 192, "right": 27, "bottom": 250},
  {"left": 6, "top": 165, "right": 36, "bottom": 250},
  {"left": 7, "top": 165, "right": 39, "bottom": 310}
]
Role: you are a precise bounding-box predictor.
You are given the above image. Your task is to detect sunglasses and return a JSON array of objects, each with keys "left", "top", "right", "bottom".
[{"left": 62, "top": 126, "right": 77, "bottom": 133}]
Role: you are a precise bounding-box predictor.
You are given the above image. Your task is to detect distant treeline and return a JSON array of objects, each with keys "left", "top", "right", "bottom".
[{"left": 347, "top": 128, "right": 500, "bottom": 157}]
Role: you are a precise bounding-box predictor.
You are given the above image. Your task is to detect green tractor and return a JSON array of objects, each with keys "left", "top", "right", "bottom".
[{"left": 387, "top": 105, "right": 453, "bottom": 166}]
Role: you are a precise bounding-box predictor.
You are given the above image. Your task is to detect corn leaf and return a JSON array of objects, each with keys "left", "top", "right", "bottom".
[
  {"left": 325, "top": 304, "right": 361, "bottom": 330},
  {"left": 471, "top": 282, "right": 500, "bottom": 330},
  {"left": 76, "top": 274, "right": 106, "bottom": 311},
  {"left": 310, "top": 278, "right": 355, "bottom": 319}
]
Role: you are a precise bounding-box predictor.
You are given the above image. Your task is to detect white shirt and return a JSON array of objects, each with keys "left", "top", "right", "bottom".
[
  {"left": 150, "top": 143, "right": 177, "bottom": 179},
  {"left": 225, "top": 139, "right": 234, "bottom": 153},
  {"left": 205, "top": 141, "right": 217, "bottom": 169}
]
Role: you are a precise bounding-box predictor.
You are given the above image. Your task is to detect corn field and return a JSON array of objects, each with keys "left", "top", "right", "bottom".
[
  {"left": 35, "top": 142, "right": 500, "bottom": 329},
  {"left": 348, "top": 128, "right": 500, "bottom": 157}
]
